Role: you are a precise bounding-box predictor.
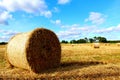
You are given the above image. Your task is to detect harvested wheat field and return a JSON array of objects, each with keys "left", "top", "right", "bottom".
[{"left": 0, "top": 43, "right": 120, "bottom": 79}]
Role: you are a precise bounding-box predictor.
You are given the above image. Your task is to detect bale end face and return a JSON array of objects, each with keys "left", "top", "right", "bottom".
[{"left": 26, "top": 28, "right": 61, "bottom": 73}]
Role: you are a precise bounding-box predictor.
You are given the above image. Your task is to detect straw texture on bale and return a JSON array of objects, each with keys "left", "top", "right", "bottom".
[
  {"left": 6, "top": 28, "right": 61, "bottom": 73},
  {"left": 94, "top": 43, "right": 100, "bottom": 48}
]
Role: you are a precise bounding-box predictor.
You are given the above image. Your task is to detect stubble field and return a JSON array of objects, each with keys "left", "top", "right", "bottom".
[{"left": 0, "top": 43, "right": 120, "bottom": 80}]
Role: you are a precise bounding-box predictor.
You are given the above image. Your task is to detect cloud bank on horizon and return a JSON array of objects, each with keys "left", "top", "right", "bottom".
[{"left": 0, "top": 0, "right": 120, "bottom": 42}]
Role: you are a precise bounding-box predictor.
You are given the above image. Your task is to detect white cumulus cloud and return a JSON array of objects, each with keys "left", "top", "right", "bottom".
[
  {"left": 93, "top": 24, "right": 120, "bottom": 34},
  {"left": 0, "top": 36, "right": 9, "bottom": 42},
  {"left": 57, "top": 24, "right": 94, "bottom": 40},
  {"left": 94, "top": 27, "right": 115, "bottom": 33},
  {"left": 85, "top": 12, "right": 106, "bottom": 25},
  {"left": 51, "top": 19, "right": 61, "bottom": 26},
  {"left": 41, "top": 10, "right": 52, "bottom": 18},
  {"left": 0, "top": 29, "right": 19, "bottom": 42},
  {"left": 58, "top": 0, "right": 71, "bottom": 4},
  {"left": 53, "top": 7, "right": 59, "bottom": 12},
  {"left": 57, "top": 23, "right": 120, "bottom": 40},
  {"left": 0, "top": 0, "right": 47, "bottom": 13},
  {"left": 3, "top": 30, "right": 19, "bottom": 36},
  {"left": 0, "top": 0, "right": 52, "bottom": 25},
  {"left": 0, "top": 11, "right": 12, "bottom": 25},
  {"left": 115, "top": 24, "right": 120, "bottom": 30}
]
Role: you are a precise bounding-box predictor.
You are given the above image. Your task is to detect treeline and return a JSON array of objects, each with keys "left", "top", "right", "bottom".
[
  {"left": 61, "top": 36, "right": 120, "bottom": 44},
  {"left": 0, "top": 42, "right": 7, "bottom": 45},
  {"left": 107, "top": 40, "right": 120, "bottom": 43}
]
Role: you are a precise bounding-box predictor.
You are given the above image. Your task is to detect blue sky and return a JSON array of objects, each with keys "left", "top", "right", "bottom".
[{"left": 0, "top": 0, "right": 120, "bottom": 42}]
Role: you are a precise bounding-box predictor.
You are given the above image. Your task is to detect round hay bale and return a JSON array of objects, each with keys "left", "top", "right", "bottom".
[
  {"left": 117, "top": 43, "right": 120, "bottom": 46},
  {"left": 6, "top": 28, "right": 61, "bottom": 73},
  {"left": 94, "top": 43, "right": 100, "bottom": 48}
]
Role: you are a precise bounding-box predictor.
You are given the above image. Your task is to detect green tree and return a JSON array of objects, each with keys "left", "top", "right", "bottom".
[
  {"left": 84, "top": 37, "right": 88, "bottom": 43},
  {"left": 0, "top": 42, "right": 7, "bottom": 45},
  {"left": 89, "top": 38, "right": 94, "bottom": 43},
  {"left": 94, "top": 36, "right": 97, "bottom": 40},
  {"left": 77, "top": 39, "right": 86, "bottom": 43},
  {"left": 97, "top": 36, "right": 107, "bottom": 43},
  {"left": 61, "top": 40, "right": 68, "bottom": 43},
  {"left": 70, "top": 40, "right": 77, "bottom": 43}
]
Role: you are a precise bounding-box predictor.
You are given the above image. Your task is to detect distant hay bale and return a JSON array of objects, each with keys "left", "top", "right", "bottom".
[
  {"left": 71, "top": 44, "right": 74, "bottom": 47},
  {"left": 105, "top": 43, "right": 107, "bottom": 46},
  {"left": 6, "top": 28, "right": 61, "bottom": 73},
  {"left": 117, "top": 43, "right": 120, "bottom": 46},
  {"left": 94, "top": 43, "right": 100, "bottom": 48}
]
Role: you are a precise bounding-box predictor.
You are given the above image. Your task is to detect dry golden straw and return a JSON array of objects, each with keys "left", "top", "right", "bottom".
[{"left": 6, "top": 28, "right": 61, "bottom": 73}]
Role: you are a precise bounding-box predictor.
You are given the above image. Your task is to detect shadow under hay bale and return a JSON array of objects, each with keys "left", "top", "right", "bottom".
[{"left": 6, "top": 28, "right": 61, "bottom": 73}]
